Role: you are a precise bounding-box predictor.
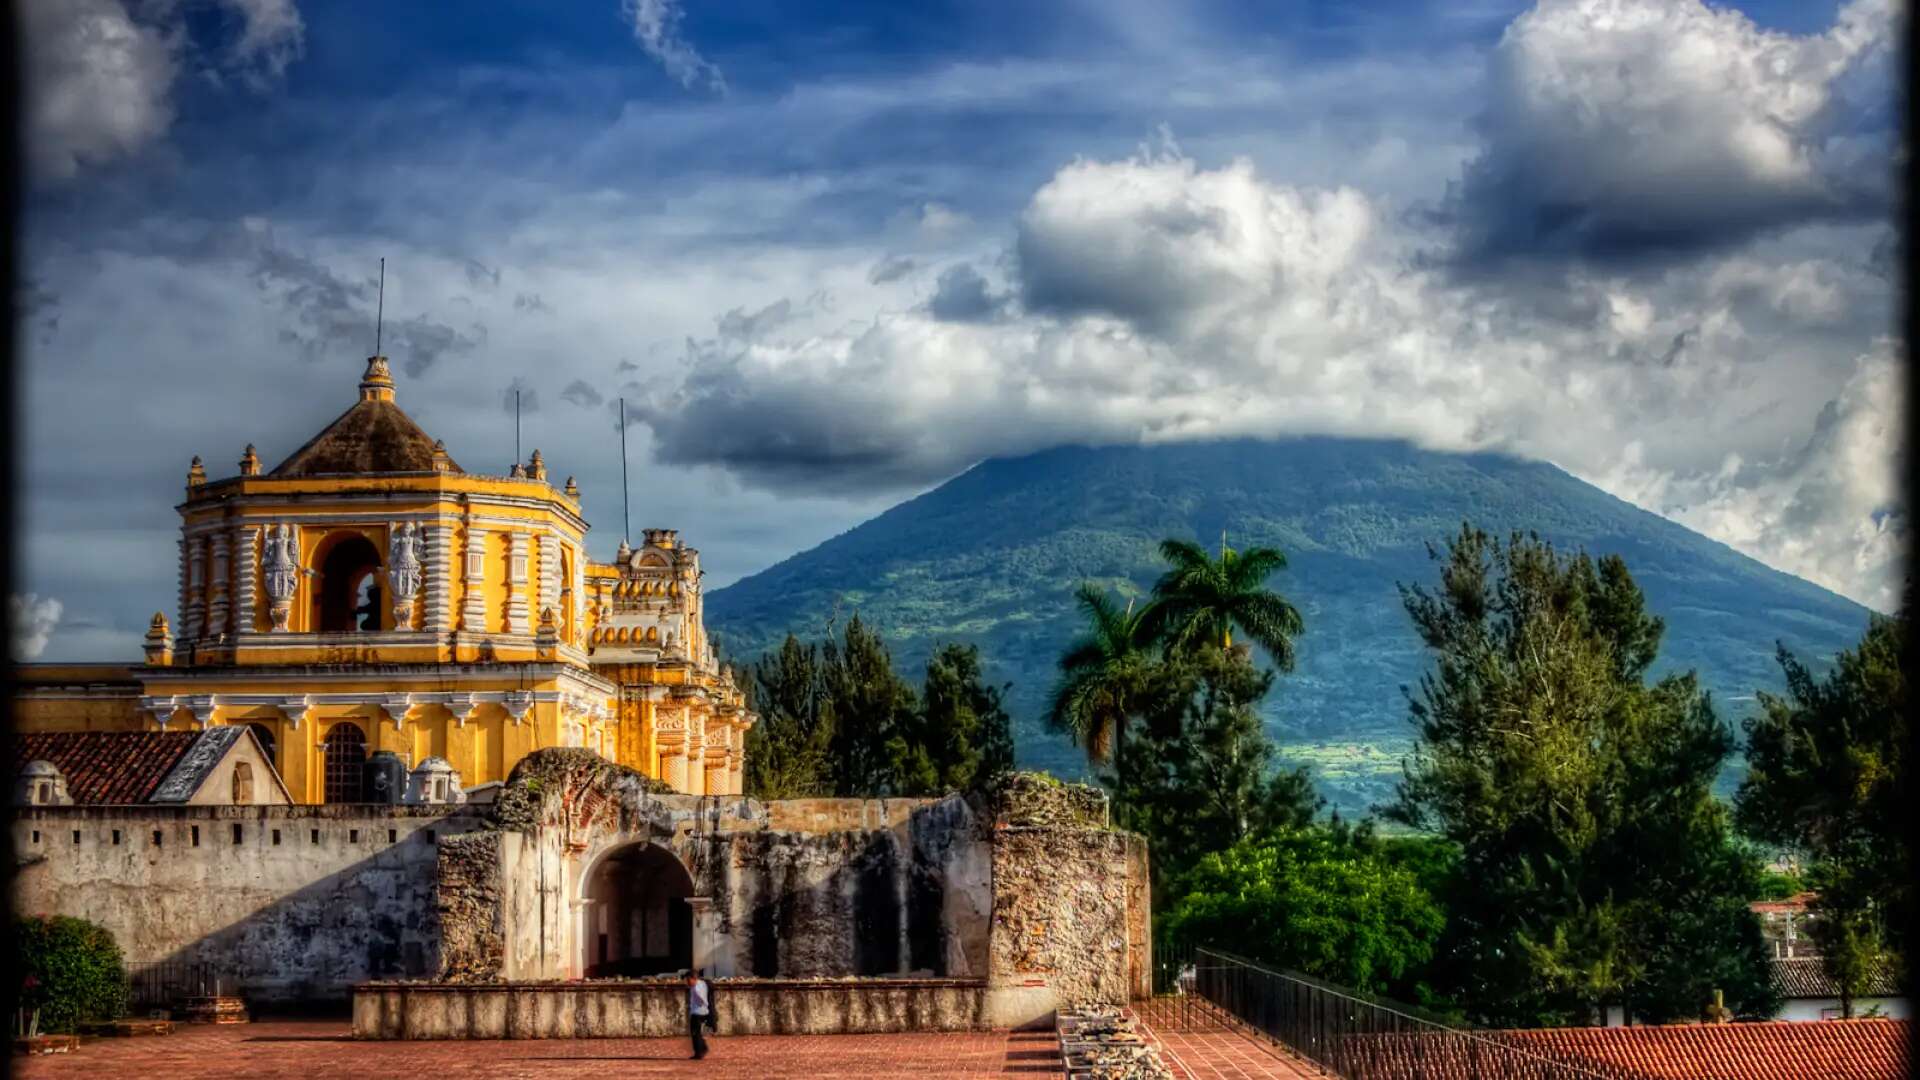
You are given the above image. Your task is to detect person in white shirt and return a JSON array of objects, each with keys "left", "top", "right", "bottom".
[{"left": 686, "top": 968, "right": 711, "bottom": 1059}]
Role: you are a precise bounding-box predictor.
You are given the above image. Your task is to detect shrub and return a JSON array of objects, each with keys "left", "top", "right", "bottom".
[{"left": 14, "top": 915, "right": 129, "bottom": 1031}]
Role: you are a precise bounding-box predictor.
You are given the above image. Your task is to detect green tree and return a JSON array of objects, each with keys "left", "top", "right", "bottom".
[
  {"left": 1112, "top": 644, "right": 1319, "bottom": 882},
  {"left": 893, "top": 643, "right": 1016, "bottom": 795},
  {"left": 1162, "top": 824, "right": 1449, "bottom": 997},
  {"left": 1389, "top": 525, "right": 1776, "bottom": 1026},
  {"left": 743, "top": 634, "right": 835, "bottom": 799},
  {"left": 1047, "top": 583, "right": 1154, "bottom": 768},
  {"left": 1735, "top": 595, "right": 1910, "bottom": 1015},
  {"left": 14, "top": 915, "right": 129, "bottom": 1033},
  {"left": 1138, "top": 538, "right": 1304, "bottom": 666},
  {"left": 821, "top": 614, "right": 921, "bottom": 796}
]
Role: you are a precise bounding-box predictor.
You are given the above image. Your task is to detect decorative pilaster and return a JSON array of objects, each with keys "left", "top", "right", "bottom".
[
  {"left": 425, "top": 525, "right": 453, "bottom": 634},
  {"left": 538, "top": 533, "right": 559, "bottom": 628},
  {"left": 506, "top": 532, "right": 531, "bottom": 635},
  {"left": 462, "top": 527, "right": 488, "bottom": 632},
  {"left": 185, "top": 536, "right": 206, "bottom": 641},
  {"left": 234, "top": 526, "right": 260, "bottom": 634},
  {"left": 206, "top": 532, "right": 230, "bottom": 637},
  {"left": 176, "top": 539, "right": 191, "bottom": 643}
]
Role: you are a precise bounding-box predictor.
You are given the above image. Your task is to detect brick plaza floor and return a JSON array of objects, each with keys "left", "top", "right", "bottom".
[
  {"left": 1135, "top": 997, "right": 1324, "bottom": 1079},
  {"left": 13, "top": 1020, "right": 1065, "bottom": 1080}
]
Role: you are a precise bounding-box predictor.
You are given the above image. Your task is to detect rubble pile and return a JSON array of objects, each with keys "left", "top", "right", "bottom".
[{"left": 1057, "top": 1003, "right": 1174, "bottom": 1079}]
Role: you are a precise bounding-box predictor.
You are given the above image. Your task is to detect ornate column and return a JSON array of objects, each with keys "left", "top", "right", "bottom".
[
  {"left": 570, "top": 545, "right": 585, "bottom": 646},
  {"left": 655, "top": 707, "right": 688, "bottom": 791},
  {"left": 538, "top": 533, "right": 559, "bottom": 635},
  {"left": 703, "top": 735, "right": 729, "bottom": 798},
  {"left": 462, "top": 526, "right": 489, "bottom": 632},
  {"left": 234, "top": 525, "right": 260, "bottom": 635},
  {"left": 184, "top": 535, "right": 207, "bottom": 641},
  {"left": 506, "top": 532, "right": 532, "bottom": 635},
  {"left": 206, "top": 532, "right": 230, "bottom": 637},
  {"left": 176, "top": 539, "right": 192, "bottom": 643},
  {"left": 425, "top": 524, "right": 453, "bottom": 634}
]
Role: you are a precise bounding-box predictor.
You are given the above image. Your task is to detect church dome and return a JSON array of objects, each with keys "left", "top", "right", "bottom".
[{"left": 268, "top": 357, "right": 463, "bottom": 477}]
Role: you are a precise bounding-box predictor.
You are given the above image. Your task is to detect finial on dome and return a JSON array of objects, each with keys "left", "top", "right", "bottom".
[
  {"left": 563, "top": 476, "right": 579, "bottom": 498},
  {"left": 431, "top": 439, "right": 454, "bottom": 473},
  {"left": 187, "top": 456, "right": 206, "bottom": 490},
  {"left": 239, "top": 444, "right": 260, "bottom": 476},
  {"left": 528, "top": 449, "right": 546, "bottom": 481},
  {"left": 359, "top": 356, "right": 395, "bottom": 403},
  {"left": 144, "top": 612, "right": 173, "bottom": 666}
]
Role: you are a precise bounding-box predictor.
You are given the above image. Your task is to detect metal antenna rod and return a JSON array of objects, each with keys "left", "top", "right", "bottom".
[
  {"left": 374, "top": 258, "right": 385, "bottom": 356},
  {"left": 619, "top": 397, "right": 631, "bottom": 544},
  {"left": 515, "top": 389, "right": 522, "bottom": 466}
]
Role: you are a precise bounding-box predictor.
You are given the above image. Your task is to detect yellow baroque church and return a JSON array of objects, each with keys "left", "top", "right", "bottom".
[{"left": 13, "top": 356, "right": 754, "bottom": 802}]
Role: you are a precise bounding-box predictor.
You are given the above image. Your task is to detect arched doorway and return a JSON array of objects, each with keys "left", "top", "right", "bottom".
[
  {"left": 322, "top": 722, "right": 368, "bottom": 803},
  {"left": 316, "top": 534, "right": 383, "bottom": 632},
  {"left": 582, "top": 842, "right": 695, "bottom": 977}
]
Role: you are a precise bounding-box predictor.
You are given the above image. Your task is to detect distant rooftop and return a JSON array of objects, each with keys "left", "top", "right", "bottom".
[{"left": 1502, "top": 1018, "right": 1909, "bottom": 1080}]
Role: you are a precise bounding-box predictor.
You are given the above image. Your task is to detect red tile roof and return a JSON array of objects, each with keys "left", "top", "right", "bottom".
[
  {"left": 1503, "top": 1019, "right": 1910, "bottom": 1080},
  {"left": 13, "top": 731, "right": 202, "bottom": 803},
  {"left": 1750, "top": 892, "right": 1818, "bottom": 916}
]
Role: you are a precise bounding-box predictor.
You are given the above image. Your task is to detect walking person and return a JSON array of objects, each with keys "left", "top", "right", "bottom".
[{"left": 686, "top": 968, "right": 711, "bottom": 1060}]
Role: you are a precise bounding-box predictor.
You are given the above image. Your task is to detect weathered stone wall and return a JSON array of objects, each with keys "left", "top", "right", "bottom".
[
  {"left": 986, "top": 827, "right": 1147, "bottom": 1018},
  {"left": 434, "top": 832, "right": 504, "bottom": 981},
  {"left": 12, "top": 804, "right": 484, "bottom": 1006}
]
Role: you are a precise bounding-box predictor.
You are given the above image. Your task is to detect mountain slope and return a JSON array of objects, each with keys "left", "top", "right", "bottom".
[{"left": 706, "top": 438, "right": 1873, "bottom": 815}]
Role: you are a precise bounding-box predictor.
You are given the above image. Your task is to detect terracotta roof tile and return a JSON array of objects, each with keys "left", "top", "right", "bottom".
[
  {"left": 12, "top": 731, "right": 202, "bottom": 803},
  {"left": 1503, "top": 1018, "right": 1911, "bottom": 1080}
]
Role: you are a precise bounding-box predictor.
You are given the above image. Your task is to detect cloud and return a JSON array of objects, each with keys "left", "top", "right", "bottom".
[
  {"left": 1016, "top": 144, "right": 1371, "bottom": 337},
  {"left": 514, "top": 292, "right": 552, "bottom": 313},
  {"left": 629, "top": 144, "right": 1904, "bottom": 607},
  {"left": 867, "top": 254, "right": 918, "bottom": 285},
  {"left": 20, "top": 0, "right": 177, "bottom": 181},
  {"left": 624, "top": 0, "right": 725, "bottom": 93},
  {"left": 716, "top": 298, "right": 795, "bottom": 341},
  {"left": 562, "top": 380, "right": 606, "bottom": 408},
  {"left": 502, "top": 377, "right": 541, "bottom": 416},
  {"left": 464, "top": 259, "right": 501, "bottom": 290},
  {"left": 1591, "top": 342, "right": 1906, "bottom": 611},
  {"left": 11, "top": 593, "right": 65, "bottom": 661},
  {"left": 20, "top": 0, "right": 306, "bottom": 182},
  {"left": 1445, "top": 0, "right": 1898, "bottom": 264},
  {"left": 926, "top": 263, "right": 1007, "bottom": 323}
]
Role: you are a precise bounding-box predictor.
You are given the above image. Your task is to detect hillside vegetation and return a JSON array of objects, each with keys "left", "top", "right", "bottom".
[{"left": 707, "top": 438, "right": 1871, "bottom": 816}]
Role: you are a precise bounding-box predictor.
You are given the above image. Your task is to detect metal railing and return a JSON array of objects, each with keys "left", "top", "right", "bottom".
[
  {"left": 127, "top": 960, "right": 222, "bottom": 1012},
  {"left": 1151, "top": 947, "right": 1657, "bottom": 1080}
]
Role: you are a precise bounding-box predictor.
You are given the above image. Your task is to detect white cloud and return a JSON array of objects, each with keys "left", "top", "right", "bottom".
[
  {"left": 20, "top": 0, "right": 307, "bottom": 182},
  {"left": 624, "top": 0, "right": 725, "bottom": 93},
  {"left": 634, "top": 144, "right": 1904, "bottom": 607},
  {"left": 20, "top": 0, "right": 177, "bottom": 181},
  {"left": 11, "top": 593, "right": 65, "bottom": 661},
  {"left": 1452, "top": 0, "right": 1898, "bottom": 260}
]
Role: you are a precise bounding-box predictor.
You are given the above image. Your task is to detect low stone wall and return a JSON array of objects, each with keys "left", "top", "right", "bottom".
[{"left": 352, "top": 978, "right": 990, "bottom": 1039}]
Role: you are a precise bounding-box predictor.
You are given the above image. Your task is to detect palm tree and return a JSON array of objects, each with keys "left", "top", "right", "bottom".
[
  {"left": 1139, "top": 536, "right": 1305, "bottom": 668},
  {"left": 1047, "top": 583, "right": 1153, "bottom": 768}
]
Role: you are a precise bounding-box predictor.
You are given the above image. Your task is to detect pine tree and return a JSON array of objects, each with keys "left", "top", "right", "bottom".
[
  {"left": 1390, "top": 524, "right": 1776, "bottom": 1026},
  {"left": 892, "top": 643, "right": 1016, "bottom": 795},
  {"left": 743, "top": 634, "right": 834, "bottom": 799},
  {"left": 820, "top": 614, "right": 920, "bottom": 796}
]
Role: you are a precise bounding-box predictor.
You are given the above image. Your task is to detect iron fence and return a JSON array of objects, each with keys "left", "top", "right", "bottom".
[
  {"left": 127, "top": 960, "right": 221, "bottom": 1012},
  {"left": 1153, "top": 947, "right": 1657, "bottom": 1080}
]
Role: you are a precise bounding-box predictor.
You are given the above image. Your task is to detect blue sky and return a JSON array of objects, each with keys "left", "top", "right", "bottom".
[{"left": 13, "top": 0, "right": 1905, "bottom": 660}]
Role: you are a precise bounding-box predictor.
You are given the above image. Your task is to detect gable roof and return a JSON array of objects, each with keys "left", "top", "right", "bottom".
[
  {"left": 1504, "top": 1019, "right": 1910, "bottom": 1080},
  {"left": 13, "top": 731, "right": 201, "bottom": 803},
  {"left": 269, "top": 397, "right": 462, "bottom": 477},
  {"left": 1772, "top": 957, "right": 1906, "bottom": 1000}
]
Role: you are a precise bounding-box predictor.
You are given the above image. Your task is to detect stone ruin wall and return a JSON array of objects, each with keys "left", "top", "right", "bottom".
[{"left": 13, "top": 752, "right": 1149, "bottom": 1019}]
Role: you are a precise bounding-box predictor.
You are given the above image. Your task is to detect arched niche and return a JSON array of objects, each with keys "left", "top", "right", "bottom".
[
  {"left": 580, "top": 841, "right": 695, "bottom": 978},
  {"left": 312, "top": 532, "right": 384, "bottom": 632}
]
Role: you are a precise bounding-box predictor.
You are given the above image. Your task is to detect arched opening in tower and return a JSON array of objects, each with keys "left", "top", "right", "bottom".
[
  {"left": 583, "top": 842, "right": 695, "bottom": 977},
  {"left": 316, "top": 534, "right": 383, "bottom": 632}
]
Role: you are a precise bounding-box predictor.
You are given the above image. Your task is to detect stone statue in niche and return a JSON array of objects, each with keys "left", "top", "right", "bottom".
[
  {"left": 263, "top": 523, "right": 299, "bottom": 631},
  {"left": 389, "top": 522, "right": 422, "bottom": 628}
]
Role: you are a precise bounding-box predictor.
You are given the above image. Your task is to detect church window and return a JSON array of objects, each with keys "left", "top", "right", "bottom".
[
  {"left": 317, "top": 534, "right": 383, "bottom": 632},
  {"left": 232, "top": 761, "right": 255, "bottom": 803},
  {"left": 323, "top": 722, "right": 368, "bottom": 803},
  {"left": 248, "top": 723, "right": 277, "bottom": 765}
]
